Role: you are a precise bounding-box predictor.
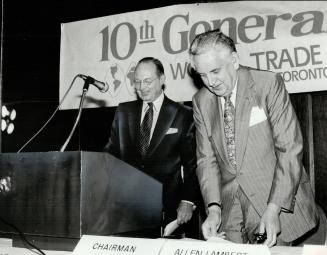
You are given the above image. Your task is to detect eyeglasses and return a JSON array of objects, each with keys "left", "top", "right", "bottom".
[{"left": 133, "top": 77, "right": 159, "bottom": 88}]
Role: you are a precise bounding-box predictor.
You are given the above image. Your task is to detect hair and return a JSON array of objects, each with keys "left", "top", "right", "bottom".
[
  {"left": 189, "top": 29, "right": 237, "bottom": 56},
  {"left": 136, "top": 57, "right": 165, "bottom": 77}
]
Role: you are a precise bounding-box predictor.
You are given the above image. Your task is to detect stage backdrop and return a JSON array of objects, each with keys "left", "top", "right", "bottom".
[{"left": 60, "top": 1, "right": 327, "bottom": 109}]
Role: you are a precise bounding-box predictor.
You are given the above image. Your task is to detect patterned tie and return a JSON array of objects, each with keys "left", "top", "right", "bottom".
[
  {"left": 139, "top": 102, "right": 154, "bottom": 158},
  {"left": 223, "top": 94, "right": 237, "bottom": 169}
]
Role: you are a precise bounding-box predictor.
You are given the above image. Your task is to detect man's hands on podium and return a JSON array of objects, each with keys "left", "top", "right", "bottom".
[
  {"left": 0, "top": 176, "right": 12, "bottom": 195},
  {"left": 163, "top": 201, "right": 194, "bottom": 236},
  {"left": 202, "top": 205, "right": 222, "bottom": 240},
  {"left": 259, "top": 202, "right": 281, "bottom": 247},
  {"left": 176, "top": 201, "right": 194, "bottom": 225}
]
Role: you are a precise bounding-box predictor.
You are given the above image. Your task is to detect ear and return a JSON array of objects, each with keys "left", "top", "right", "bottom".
[
  {"left": 231, "top": 52, "right": 240, "bottom": 70},
  {"left": 159, "top": 74, "right": 166, "bottom": 85}
]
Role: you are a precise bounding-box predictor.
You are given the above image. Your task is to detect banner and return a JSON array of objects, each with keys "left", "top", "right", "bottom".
[{"left": 60, "top": 1, "right": 327, "bottom": 109}]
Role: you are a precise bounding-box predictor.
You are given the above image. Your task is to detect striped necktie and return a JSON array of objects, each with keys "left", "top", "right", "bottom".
[{"left": 139, "top": 102, "right": 154, "bottom": 158}]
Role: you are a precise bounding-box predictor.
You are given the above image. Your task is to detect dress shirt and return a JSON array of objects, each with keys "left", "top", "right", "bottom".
[
  {"left": 221, "top": 76, "right": 238, "bottom": 110},
  {"left": 140, "top": 92, "right": 164, "bottom": 141}
]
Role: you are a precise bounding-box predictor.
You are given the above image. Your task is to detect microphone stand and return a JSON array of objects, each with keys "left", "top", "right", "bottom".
[{"left": 59, "top": 80, "right": 90, "bottom": 152}]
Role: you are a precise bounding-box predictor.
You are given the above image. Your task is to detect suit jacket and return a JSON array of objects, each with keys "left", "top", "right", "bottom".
[
  {"left": 104, "top": 95, "right": 199, "bottom": 221},
  {"left": 192, "top": 66, "right": 318, "bottom": 242}
]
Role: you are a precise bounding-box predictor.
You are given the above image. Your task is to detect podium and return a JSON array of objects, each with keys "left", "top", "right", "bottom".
[{"left": 0, "top": 151, "right": 162, "bottom": 250}]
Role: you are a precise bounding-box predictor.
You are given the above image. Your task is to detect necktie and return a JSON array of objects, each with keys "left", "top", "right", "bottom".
[
  {"left": 223, "top": 94, "right": 237, "bottom": 169},
  {"left": 139, "top": 102, "right": 154, "bottom": 158}
]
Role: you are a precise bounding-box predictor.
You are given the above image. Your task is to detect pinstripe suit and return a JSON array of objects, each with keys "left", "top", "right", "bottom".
[{"left": 192, "top": 66, "right": 318, "bottom": 242}]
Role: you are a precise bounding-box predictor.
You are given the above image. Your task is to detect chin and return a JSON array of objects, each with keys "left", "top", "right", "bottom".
[
  {"left": 141, "top": 96, "right": 151, "bottom": 102},
  {"left": 212, "top": 90, "right": 224, "bottom": 97}
]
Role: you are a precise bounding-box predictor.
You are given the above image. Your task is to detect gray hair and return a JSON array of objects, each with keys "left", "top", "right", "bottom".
[{"left": 189, "top": 29, "right": 237, "bottom": 56}]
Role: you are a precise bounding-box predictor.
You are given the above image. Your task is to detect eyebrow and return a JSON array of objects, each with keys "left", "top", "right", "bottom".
[{"left": 210, "top": 68, "right": 220, "bottom": 73}]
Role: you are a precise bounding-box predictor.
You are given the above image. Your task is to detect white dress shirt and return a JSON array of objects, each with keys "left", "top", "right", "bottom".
[
  {"left": 140, "top": 92, "right": 164, "bottom": 141},
  {"left": 221, "top": 77, "right": 238, "bottom": 110}
]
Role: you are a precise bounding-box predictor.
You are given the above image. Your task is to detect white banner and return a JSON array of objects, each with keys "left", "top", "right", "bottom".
[{"left": 60, "top": 1, "right": 327, "bottom": 109}]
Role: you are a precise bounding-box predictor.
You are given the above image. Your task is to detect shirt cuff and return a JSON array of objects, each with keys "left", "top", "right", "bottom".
[{"left": 181, "top": 200, "right": 197, "bottom": 210}]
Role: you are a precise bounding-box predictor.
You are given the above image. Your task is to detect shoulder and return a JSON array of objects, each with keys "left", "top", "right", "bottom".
[
  {"left": 241, "top": 66, "right": 284, "bottom": 96},
  {"left": 164, "top": 96, "right": 193, "bottom": 115},
  {"left": 246, "top": 66, "right": 279, "bottom": 83},
  {"left": 192, "top": 87, "right": 215, "bottom": 113},
  {"left": 117, "top": 100, "right": 140, "bottom": 111},
  {"left": 240, "top": 66, "right": 287, "bottom": 108},
  {"left": 193, "top": 87, "right": 211, "bottom": 103}
]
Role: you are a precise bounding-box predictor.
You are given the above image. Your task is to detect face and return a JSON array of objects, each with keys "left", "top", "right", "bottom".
[
  {"left": 134, "top": 62, "right": 165, "bottom": 102},
  {"left": 192, "top": 46, "right": 239, "bottom": 97}
]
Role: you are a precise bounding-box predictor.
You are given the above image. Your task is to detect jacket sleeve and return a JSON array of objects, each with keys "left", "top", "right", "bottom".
[
  {"left": 266, "top": 74, "right": 303, "bottom": 212},
  {"left": 192, "top": 96, "right": 222, "bottom": 209},
  {"left": 178, "top": 106, "right": 199, "bottom": 204},
  {"left": 103, "top": 106, "right": 121, "bottom": 159}
]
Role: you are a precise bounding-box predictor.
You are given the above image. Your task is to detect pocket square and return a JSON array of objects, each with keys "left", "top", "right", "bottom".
[
  {"left": 166, "top": 128, "right": 178, "bottom": 134},
  {"left": 249, "top": 106, "right": 267, "bottom": 127}
]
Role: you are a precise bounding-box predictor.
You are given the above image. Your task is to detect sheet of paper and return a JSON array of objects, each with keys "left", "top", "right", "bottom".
[
  {"left": 163, "top": 219, "right": 179, "bottom": 236},
  {"left": 207, "top": 235, "right": 231, "bottom": 244}
]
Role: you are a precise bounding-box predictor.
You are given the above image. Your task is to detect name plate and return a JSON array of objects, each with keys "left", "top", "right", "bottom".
[
  {"left": 72, "top": 235, "right": 166, "bottom": 255},
  {"left": 302, "top": 244, "right": 327, "bottom": 255},
  {"left": 160, "top": 239, "right": 271, "bottom": 255}
]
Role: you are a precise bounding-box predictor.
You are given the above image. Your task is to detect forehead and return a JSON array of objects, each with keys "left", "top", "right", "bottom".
[
  {"left": 193, "top": 46, "right": 231, "bottom": 73},
  {"left": 134, "top": 62, "right": 157, "bottom": 78}
]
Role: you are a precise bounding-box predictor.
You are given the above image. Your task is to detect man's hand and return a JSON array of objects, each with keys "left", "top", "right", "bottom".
[
  {"left": 259, "top": 203, "right": 281, "bottom": 247},
  {"left": 202, "top": 205, "right": 222, "bottom": 240},
  {"left": 177, "top": 201, "right": 193, "bottom": 225},
  {"left": 0, "top": 176, "right": 12, "bottom": 194}
]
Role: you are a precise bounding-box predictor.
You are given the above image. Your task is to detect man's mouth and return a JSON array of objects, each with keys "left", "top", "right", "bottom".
[
  {"left": 211, "top": 83, "right": 223, "bottom": 90},
  {"left": 140, "top": 91, "right": 150, "bottom": 97}
]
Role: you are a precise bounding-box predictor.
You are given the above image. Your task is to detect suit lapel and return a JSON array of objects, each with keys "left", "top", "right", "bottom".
[
  {"left": 128, "top": 100, "right": 142, "bottom": 147},
  {"left": 147, "top": 96, "right": 177, "bottom": 157},
  {"left": 235, "top": 67, "right": 255, "bottom": 171}
]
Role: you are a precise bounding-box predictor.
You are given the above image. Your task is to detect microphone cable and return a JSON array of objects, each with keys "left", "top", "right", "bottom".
[
  {"left": 17, "top": 75, "right": 79, "bottom": 153},
  {"left": 0, "top": 215, "right": 46, "bottom": 255},
  {"left": 7, "top": 76, "right": 81, "bottom": 253}
]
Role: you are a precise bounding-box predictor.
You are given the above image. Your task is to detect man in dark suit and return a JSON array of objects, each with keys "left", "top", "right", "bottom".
[
  {"left": 189, "top": 30, "right": 318, "bottom": 246},
  {"left": 104, "top": 57, "right": 200, "bottom": 237}
]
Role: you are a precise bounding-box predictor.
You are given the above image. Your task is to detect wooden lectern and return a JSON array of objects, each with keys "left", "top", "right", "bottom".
[{"left": 0, "top": 151, "right": 162, "bottom": 250}]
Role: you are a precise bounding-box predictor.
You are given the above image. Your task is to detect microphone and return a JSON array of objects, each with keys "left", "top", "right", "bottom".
[{"left": 78, "top": 74, "right": 109, "bottom": 93}]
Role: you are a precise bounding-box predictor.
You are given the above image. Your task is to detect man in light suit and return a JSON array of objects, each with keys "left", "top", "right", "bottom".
[
  {"left": 189, "top": 30, "right": 318, "bottom": 246},
  {"left": 104, "top": 57, "right": 200, "bottom": 237}
]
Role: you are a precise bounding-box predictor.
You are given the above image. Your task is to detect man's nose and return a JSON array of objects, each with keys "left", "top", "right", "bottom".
[
  {"left": 207, "top": 74, "right": 215, "bottom": 86},
  {"left": 139, "top": 82, "right": 149, "bottom": 90}
]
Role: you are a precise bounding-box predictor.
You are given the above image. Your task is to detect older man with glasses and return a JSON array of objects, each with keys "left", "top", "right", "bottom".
[{"left": 104, "top": 57, "right": 201, "bottom": 238}]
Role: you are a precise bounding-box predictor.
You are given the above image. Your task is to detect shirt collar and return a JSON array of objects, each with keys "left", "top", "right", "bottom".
[
  {"left": 231, "top": 76, "right": 238, "bottom": 104},
  {"left": 142, "top": 92, "right": 164, "bottom": 113}
]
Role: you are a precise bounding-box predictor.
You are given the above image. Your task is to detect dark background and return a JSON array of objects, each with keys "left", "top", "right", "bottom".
[
  {"left": 2, "top": 0, "right": 327, "bottom": 213},
  {"left": 2, "top": 0, "right": 205, "bottom": 153}
]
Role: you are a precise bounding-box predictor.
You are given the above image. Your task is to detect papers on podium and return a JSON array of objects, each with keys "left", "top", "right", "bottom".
[
  {"left": 73, "top": 235, "right": 271, "bottom": 255},
  {"left": 163, "top": 219, "right": 179, "bottom": 236},
  {"left": 161, "top": 239, "right": 270, "bottom": 255},
  {"left": 302, "top": 244, "right": 327, "bottom": 255},
  {"left": 73, "top": 235, "right": 165, "bottom": 255}
]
